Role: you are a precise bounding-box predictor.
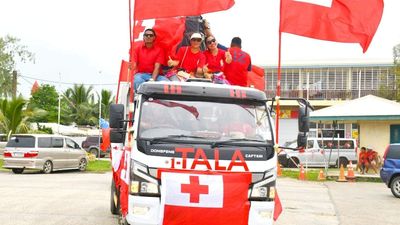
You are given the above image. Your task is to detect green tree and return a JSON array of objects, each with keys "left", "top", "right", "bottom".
[
  {"left": 99, "top": 89, "right": 114, "bottom": 120},
  {"left": 63, "top": 84, "right": 97, "bottom": 125},
  {"left": 0, "top": 98, "right": 30, "bottom": 135},
  {"left": 28, "top": 84, "right": 59, "bottom": 122},
  {"left": 0, "top": 35, "right": 34, "bottom": 98}
]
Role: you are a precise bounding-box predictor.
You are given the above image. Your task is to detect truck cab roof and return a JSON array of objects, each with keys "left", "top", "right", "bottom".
[{"left": 137, "top": 80, "right": 267, "bottom": 102}]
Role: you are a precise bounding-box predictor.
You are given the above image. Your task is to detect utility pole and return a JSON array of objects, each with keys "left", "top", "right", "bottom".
[{"left": 12, "top": 70, "right": 17, "bottom": 98}]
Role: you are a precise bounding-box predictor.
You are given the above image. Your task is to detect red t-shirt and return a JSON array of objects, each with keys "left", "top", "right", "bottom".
[
  {"left": 176, "top": 47, "right": 206, "bottom": 74},
  {"left": 204, "top": 49, "right": 226, "bottom": 73},
  {"left": 133, "top": 43, "right": 164, "bottom": 74},
  {"left": 223, "top": 47, "right": 251, "bottom": 87}
]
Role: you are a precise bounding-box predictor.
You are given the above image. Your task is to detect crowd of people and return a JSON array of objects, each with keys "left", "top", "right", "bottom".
[
  {"left": 358, "top": 146, "right": 380, "bottom": 174},
  {"left": 132, "top": 22, "right": 252, "bottom": 91}
]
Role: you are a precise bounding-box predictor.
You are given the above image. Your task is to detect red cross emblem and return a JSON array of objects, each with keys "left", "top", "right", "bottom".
[{"left": 181, "top": 175, "right": 209, "bottom": 203}]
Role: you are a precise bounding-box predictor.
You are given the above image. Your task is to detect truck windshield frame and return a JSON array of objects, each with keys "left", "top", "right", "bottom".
[{"left": 137, "top": 97, "right": 273, "bottom": 145}]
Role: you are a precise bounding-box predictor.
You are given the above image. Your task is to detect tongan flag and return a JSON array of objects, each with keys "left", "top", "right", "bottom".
[
  {"left": 134, "top": 0, "right": 235, "bottom": 20},
  {"left": 280, "top": 0, "right": 384, "bottom": 53},
  {"left": 160, "top": 171, "right": 251, "bottom": 225}
]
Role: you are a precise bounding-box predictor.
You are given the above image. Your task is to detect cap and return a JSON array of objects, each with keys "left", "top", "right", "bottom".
[
  {"left": 231, "top": 37, "right": 242, "bottom": 48},
  {"left": 190, "top": 33, "right": 202, "bottom": 40}
]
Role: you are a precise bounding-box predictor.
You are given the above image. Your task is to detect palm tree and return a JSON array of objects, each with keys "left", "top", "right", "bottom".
[
  {"left": 100, "top": 89, "right": 114, "bottom": 120},
  {"left": 63, "top": 84, "right": 97, "bottom": 125},
  {"left": 0, "top": 98, "right": 30, "bottom": 135}
]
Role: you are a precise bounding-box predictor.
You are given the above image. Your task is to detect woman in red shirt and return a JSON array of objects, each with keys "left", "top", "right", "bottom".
[
  {"left": 167, "top": 33, "right": 206, "bottom": 81},
  {"left": 203, "top": 35, "right": 232, "bottom": 84}
]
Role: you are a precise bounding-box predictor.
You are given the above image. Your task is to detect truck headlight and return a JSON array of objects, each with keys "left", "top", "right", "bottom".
[
  {"left": 140, "top": 182, "right": 159, "bottom": 194},
  {"left": 249, "top": 179, "right": 275, "bottom": 201}
]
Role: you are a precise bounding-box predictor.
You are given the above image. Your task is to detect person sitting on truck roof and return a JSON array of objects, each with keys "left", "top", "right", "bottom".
[
  {"left": 203, "top": 35, "right": 232, "bottom": 84},
  {"left": 133, "top": 28, "right": 169, "bottom": 91},
  {"left": 167, "top": 32, "right": 206, "bottom": 81},
  {"left": 223, "top": 37, "right": 252, "bottom": 87}
]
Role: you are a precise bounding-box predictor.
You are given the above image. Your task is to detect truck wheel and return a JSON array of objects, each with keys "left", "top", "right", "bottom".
[
  {"left": 288, "top": 157, "right": 299, "bottom": 168},
  {"left": 89, "top": 148, "right": 99, "bottom": 159},
  {"left": 337, "top": 157, "right": 348, "bottom": 168},
  {"left": 111, "top": 179, "right": 120, "bottom": 215},
  {"left": 12, "top": 168, "right": 24, "bottom": 174},
  {"left": 390, "top": 176, "right": 400, "bottom": 198}
]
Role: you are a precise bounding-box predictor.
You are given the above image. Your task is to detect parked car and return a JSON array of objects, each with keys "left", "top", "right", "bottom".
[
  {"left": 278, "top": 138, "right": 358, "bottom": 168},
  {"left": 0, "top": 134, "right": 7, "bottom": 157},
  {"left": 380, "top": 144, "right": 400, "bottom": 198},
  {"left": 81, "top": 135, "right": 110, "bottom": 158},
  {"left": 3, "top": 134, "right": 88, "bottom": 174}
]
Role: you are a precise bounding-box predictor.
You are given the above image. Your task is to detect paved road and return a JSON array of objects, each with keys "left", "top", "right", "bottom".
[
  {"left": 276, "top": 178, "right": 399, "bottom": 225},
  {"left": 0, "top": 170, "right": 116, "bottom": 225},
  {"left": 0, "top": 171, "right": 398, "bottom": 225}
]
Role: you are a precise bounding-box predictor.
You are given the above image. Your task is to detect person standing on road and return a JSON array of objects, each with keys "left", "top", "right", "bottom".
[{"left": 133, "top": 28, "right": 169, "bottom": 91}]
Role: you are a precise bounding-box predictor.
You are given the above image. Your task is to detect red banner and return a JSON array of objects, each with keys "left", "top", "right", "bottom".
[
  {"left": 280, "top": 0, "right": 384, "bottom": 53},
  {"left": 247, "top": 65, "right": 265, "bottom": 91},
  {"left": 161, "top": 170, "right": 251, "bottom": 225},
  {"left": 134, "top": 0, "right": 235, "bottom": 20}
]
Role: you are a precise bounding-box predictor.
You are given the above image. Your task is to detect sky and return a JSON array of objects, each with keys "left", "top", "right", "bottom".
[{"left": 1, "top": 0, "right": 399, "bottom": 98}]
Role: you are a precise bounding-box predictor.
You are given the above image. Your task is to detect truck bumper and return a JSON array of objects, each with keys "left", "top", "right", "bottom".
[{"left": 125, "top": 195, "right": 275, "bottom": 225}]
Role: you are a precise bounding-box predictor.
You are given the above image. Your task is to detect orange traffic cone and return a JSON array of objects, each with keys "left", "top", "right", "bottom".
[
  {"left": 337, "top": 164, "right": 348, "bottom": 182},
  {"left": 318, "top": 169, "right": 326, "bottom": 181},
  {"left": 346, "top": 161, "right": 356, "bottom": 182},
  {"left": 298, "top": 164, "right": 306, "bottom": 181},
  {"left": 277, "top": 162, "right": 282, "bottom": 177}
]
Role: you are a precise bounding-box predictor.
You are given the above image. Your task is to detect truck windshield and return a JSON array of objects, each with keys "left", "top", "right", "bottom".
[{"left": 138, "top": 98, "right": 272, "bottom": 143}]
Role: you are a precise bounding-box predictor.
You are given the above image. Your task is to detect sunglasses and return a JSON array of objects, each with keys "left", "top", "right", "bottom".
[
  {"left": 206, "top": 39, "right": 216, "bottom": 45},
  {"left": 144, "top": 33, "right": 155, "bottom": 38},
  {"left": 191, "top": 38, "right": 202, "bottom": 42}
]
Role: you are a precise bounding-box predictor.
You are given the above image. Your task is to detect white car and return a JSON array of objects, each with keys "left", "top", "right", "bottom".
[{"left": 279, "top": 138, "right": 358, "bottom": 168}]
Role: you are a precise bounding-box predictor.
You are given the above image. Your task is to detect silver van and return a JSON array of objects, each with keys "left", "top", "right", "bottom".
[
  {"left": 279, "top": 138, "right": 358, "bottom": 168},
  {"left": 3, "top": 134, "right": 88, "bottom": 174},
  {"left": 0, "top": 134, "right": 7, "bottom": 158}
]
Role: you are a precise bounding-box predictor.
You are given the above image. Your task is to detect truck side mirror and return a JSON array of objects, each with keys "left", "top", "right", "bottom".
[
  {"left": 297, "top": 132, "right": 307, "bottom": 148},
  {"left": 109, "top": 104, "right": 125, "bottom": 129},
  {"left": 110, "top": 130, "right": 124, "bottom": 143},
  {"left": 298, "top": 104, "right": 310, "bottom": 133}
]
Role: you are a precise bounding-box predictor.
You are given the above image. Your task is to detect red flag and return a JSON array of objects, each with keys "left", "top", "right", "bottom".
[
  {"left": 134, "top": 0, "right": 235, "bottom": 20},
  {"left": 280, "top": 0, "right": 384, "bottom": 53},
  {"left": 100, "top": 128, "right": 110, "bottom": 151},
  {"left": 118, "top": 60, "right": 134, "bottom": 82},
  {"left": 247, "top": 65, "right": 265, "bottom": 91},
  {"left": 119, "top": 147, "right": 131, "bottom": 216},
  {"left": 161, "top": 170, "right": 251, "bottom": 225},
  {"left": 153, "top": 17, "right": 186, "bottom": 64},
  {"left": 273, "top": 190, "right": 283, "bottom": 221}
]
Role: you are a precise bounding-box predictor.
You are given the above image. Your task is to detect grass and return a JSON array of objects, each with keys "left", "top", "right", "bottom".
[
  {"left": 0, "top": 159, "right": 7, "bottom": 171},
  {"left": 86, "top": 159, "right": 112, "bottom": 173},
  {"left": 280, "top": 168, "right": 382, "bottom": 182}
]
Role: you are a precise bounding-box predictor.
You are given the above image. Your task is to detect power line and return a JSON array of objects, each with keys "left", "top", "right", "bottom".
[{"left": 18, "top": 74, "right": 119, "bottom": 86}]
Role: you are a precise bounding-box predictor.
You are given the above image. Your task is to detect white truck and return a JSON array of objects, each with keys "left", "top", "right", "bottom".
[{"left": 108, "top": 79, "right": 312, "bottom": 225}]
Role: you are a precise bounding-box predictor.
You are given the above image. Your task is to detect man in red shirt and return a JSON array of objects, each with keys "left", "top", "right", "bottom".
[
  {"left": 133, "top": 28, "right": 169, "bottom": 91},
  {"left": 223, "top": 37, "right": 252, "bottom": 87}
]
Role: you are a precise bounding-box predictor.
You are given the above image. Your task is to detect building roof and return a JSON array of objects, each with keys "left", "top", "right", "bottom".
[{"left": 310, "top": 95, "right": 400, "bottom": 121}]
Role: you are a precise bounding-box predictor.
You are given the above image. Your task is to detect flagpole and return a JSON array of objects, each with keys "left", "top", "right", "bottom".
[
  {"left": 276, "top": 0, "right": 283, "bottom": 145},
  {"left": 128, "top": 0, "right": 135, "bottom": 142}
]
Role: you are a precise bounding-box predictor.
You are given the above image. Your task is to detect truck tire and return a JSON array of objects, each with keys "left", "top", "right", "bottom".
[
  {"left": 111, "top": 179, "right": 120, "bottom": 215},
  {"left": 288, "top": 157, "right": 299, "bottom": 168},
  {"left": 337, "top": 157, "right": 348, "bottom": 168},
  {"left": 89, "top": 148, "right": 99, "bottom": 159},
  {"left": 390, "top": 176, "right": 400, "bottom": 198}
]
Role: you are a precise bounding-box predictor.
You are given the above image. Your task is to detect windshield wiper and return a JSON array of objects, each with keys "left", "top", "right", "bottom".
[
  {"left": 145, "top": 134, "right": 208, "bottom": 144},
  {"left": 211, "top": 138, "right": 269, "bottom": 148}
]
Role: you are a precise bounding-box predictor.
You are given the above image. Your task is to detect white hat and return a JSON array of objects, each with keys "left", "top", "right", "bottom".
[{"left": 190, "top": 32, "right": 202, "bottom": 40}]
